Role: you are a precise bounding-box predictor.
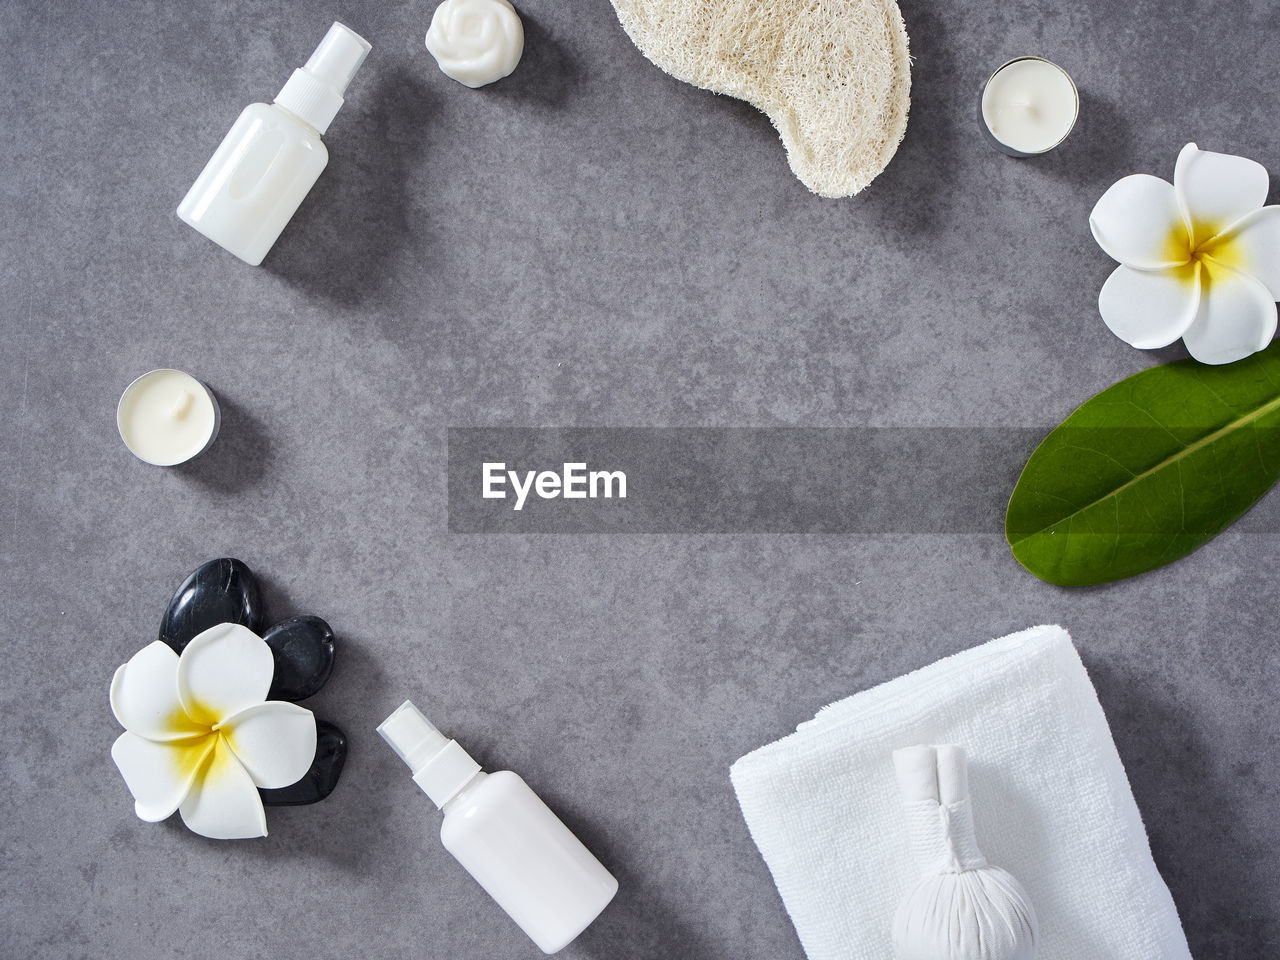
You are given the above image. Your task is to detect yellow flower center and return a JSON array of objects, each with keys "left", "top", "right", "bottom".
[
  {"left": 169, "top": 733, "right": 219, "bottom": 778},
  {"left": 1167, "top": 217, "right": 1249, "bottom": 290},
  {"left": 163, "top": 700, "right": 234, "bottom": 782}
]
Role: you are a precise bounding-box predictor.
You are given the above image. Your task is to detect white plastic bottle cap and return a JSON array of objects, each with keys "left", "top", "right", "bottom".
[
  {"left": 378, "top": 701, "right": 481, "bottom": 808},
  {"left": 274, "top": 22, "right": 372, "bottom": 135}
]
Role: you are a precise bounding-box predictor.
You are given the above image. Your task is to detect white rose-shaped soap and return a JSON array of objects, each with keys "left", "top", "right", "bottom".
[{"left": 426, "top": 0, "right": 524, "bottom": 88}]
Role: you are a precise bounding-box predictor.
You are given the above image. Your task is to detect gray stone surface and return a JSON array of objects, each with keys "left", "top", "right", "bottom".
[{"left": 2, "top": 0, "right": 1278, "bottom": 957}]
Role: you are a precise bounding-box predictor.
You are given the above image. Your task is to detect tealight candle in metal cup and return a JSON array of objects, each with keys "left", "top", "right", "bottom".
[
  {"left": 116, "top": 369, "right": 221, "bottom": 466},
  {"left": 979, "top": 56, "right": 1079, "bottom": 157}
]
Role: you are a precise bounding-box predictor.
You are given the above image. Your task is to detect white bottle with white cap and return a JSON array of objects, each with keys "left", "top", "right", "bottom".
[
  {"left": 177, "top": 21, "right": 371, "bottom": 265},
  {"left": 378, "top": 700, "right": 618, "bottom": 954}
]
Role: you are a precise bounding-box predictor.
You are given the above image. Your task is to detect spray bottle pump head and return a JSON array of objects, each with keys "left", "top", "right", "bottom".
[
  {"left": 377, "top": 700, "right": 482, "bottom": 808},
  {"left": 274, "top": 21, "right": 371, "bottom": 135}
]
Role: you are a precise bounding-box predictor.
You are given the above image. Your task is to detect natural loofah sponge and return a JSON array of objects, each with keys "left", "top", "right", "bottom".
[{"left": 609, "top": 0, "right": 911, "bottom": 197}]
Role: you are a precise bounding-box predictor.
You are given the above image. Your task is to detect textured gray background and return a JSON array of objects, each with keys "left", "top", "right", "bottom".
[{"left": 2, "top": 0, "right": 1278, "bottom": 957}]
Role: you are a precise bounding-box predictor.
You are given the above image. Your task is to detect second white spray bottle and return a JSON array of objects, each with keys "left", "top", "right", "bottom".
[
  {"left": 177, "top": 21, "right": 371, "bottom": 265},
  {"left": 378, "top": 701, "right": 618, "bottom": 954}
]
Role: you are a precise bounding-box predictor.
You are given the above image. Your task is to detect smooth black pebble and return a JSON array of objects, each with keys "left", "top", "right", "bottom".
[
  {"left": 159, "top": 558, "right": 263, "bottom": 653},
  {"left": 260, "top": 720, "right": 348, "bottom": 806},
  {"left": 263, "top": 615, "right": 336, "bottom": 701}
]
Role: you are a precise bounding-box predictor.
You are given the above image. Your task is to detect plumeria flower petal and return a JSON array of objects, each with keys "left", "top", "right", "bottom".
[
  {"left": 178, "top": 737, "right": 269, "bottom": 840},
  {"left": 110, "top": 731, "right": 213, "bottom": 821},
  {"left": 1090, "top": 174, "right": 1190, "bottom": 269},
  {"left": 1099, "top": 262, "right": 1201, "bottom": 349},
  {"left": 177, "top": 623, "right": 274, "bottom": 726},
  {"left": 110, "top": 641, "right": 209, "bottom": 741},
  {"left": 1092, "top": 143, "right": 1280, "bottom": 364},
  {"left": 1204, "top": 207, "right": 1280, "bottom": 299},
  {"left": 1181, "top": 261, "right": 1278, "bottom": 365},
  {"left": 222, "top": 702, "right": 317, "bottom": 789},
  {"left": 1173, "top": 143, "right": 1270, "bottom": 247}
]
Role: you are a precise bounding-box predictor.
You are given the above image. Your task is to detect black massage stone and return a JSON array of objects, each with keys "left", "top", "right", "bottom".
[{"left": 158, "top": 557, "right": 262, "bottom": 653}]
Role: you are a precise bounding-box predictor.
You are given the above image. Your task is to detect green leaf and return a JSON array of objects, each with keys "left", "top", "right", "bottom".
[{"left": 1006, "top": 342, "right": 1280, "bottom": 586}]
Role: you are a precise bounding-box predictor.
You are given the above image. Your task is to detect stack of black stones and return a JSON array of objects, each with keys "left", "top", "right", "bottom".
[{"left": 157, "top": 558, "right": 347, "bottom": 806}]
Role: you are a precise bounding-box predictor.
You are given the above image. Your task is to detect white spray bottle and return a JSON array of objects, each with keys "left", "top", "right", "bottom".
[
  {"left": 378, "top": 701, "right": 619, "bottom": 954},
  {"left": 177, "top": 21, "right": 371, "bottom": 265}
]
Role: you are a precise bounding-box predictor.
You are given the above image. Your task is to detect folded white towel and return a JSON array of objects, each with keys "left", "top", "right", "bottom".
[{"left": 729, "top": 625, "right": 1191, "bottom": 960}]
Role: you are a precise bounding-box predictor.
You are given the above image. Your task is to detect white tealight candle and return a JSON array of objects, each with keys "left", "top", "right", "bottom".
[
  {"left": 980, "top": 57, "right": 1078, "bottom": 156},
  {"left": 117, "top": 369, "right": 221, "bottom": 466}
]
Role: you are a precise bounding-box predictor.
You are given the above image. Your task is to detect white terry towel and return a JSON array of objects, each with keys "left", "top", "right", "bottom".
[{"left": 729, "top": 624, "right": 1191, "bottom": 960}]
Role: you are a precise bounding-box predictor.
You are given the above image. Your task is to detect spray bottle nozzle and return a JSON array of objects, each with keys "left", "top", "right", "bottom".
[
  {"left": 378, "top": 700, "right": 447, "bottom": 772},
  {"left": 273, "top": 21, "right": 371, "bottom": 135},
  {"left": 378, "top": 700, "right": 482, "bottom": 808},
  {"left": 305, "top": 21, "right": 372, "bottom": 95}
]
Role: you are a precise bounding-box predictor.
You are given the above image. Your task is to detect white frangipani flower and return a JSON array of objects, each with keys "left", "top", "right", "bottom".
[
  {"left": 110, "top": 623, "right": 317, "bottom": 840},
  {"left": 1090, "top": 143, "right": 1280, "bottom": 364}
]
